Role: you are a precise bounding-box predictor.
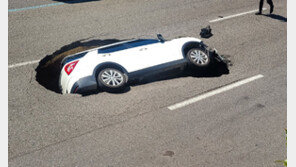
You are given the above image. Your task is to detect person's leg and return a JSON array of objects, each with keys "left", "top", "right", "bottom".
[
  {"left": 267, "top": 0, "right": 274, "bottom": 14},
  {"left": 259, "top": 0, "right": 264, "bottom": 12},
  {"left": 256, "top": 0, "right": 264, "bottom": 15}
]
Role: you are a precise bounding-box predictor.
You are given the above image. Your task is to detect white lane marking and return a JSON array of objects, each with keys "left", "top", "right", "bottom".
[
  {"left": 209, "top": 8, "right": 267, "bottom": 23},
  {"left": 8, "top": 59, "right": 40, "bottom": 68},
  {"left": 168, "top": 74, "right": 264, "bottom": 111},
  {"left": 9, "top": 2, "right": 65, "bottom": 12},
  {"left": 8, "top": 9, "right": 264, "bottom": 68}
]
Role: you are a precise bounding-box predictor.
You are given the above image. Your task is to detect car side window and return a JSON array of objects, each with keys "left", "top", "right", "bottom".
[
  {"left": 125, "top": 39, "right": 159, "bottom": 48},
  {"left": 98, "top": 44, "right": 128, "bottom": 54},
  {"left": 97, "top": 39, "right": 159, "bottom": 54}
]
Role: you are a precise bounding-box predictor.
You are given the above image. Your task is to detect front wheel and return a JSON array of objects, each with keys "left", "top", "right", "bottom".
[
  {"left": 97, "top": 68, "right": 127, "bottom": 91},
  {"left": 186, "top": 48, "right": 211, "bottom": 67}
]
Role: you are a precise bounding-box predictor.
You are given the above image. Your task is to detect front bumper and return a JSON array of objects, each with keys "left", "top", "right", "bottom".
[{"left": 210, "top": 48, "right": 232, "bottom": 67}]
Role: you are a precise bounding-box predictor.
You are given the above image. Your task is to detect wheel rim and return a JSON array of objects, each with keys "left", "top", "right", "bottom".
[
  {"left": 189, "top": 49, "right": 209, "bottom": 65},
  {"left": 101, "top": 69, "right": 124, "bottom": 87}
]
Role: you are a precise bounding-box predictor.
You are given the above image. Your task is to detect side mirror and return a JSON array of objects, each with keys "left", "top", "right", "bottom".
[{"left": 157, "top": 34, "right": 165, "bottom": 43}]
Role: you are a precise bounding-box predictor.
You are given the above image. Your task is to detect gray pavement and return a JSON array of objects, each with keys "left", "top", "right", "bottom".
[{"left": 8, "top": 0, "right": 287, "bottom": 166}]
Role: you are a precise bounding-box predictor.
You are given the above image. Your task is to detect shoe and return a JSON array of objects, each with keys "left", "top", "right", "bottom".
[
  {"left": 255, "top": 11, "right": 262, "bottom": 15},
  {"left": 270, "top": 6, "right": 274, "bottom": 14}
]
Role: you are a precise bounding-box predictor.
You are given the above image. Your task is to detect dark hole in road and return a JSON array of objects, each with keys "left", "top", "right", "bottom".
[
  {"left": 51, "top": 0, "right": 100, "bottom": 4},
  {"left": 35, "top": 38, "right": 124, "bottom": 94},
  {"left": 35, "top": 38, "right": 231, "bottom": 96}
]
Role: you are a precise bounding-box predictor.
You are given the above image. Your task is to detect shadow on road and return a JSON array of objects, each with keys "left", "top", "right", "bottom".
[
  {"left": 35, "top": 38, "right": 231, "bottom": 96},
  {"left": 52, "top": 0, "right": 100, "bottom": 4},
  {"left": 80, "top": 60, "right": 231, "bottom": 96},
  {"left": 264, "top": 14, "right": 287, "bottom": 22}
]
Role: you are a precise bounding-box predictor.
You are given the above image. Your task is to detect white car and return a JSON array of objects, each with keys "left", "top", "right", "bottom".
[{"left": 59, "top": 35, "right": 223, "bottom": 94}]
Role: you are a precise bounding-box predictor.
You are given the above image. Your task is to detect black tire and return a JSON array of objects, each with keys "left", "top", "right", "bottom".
[
  {"left": 186, "top": 47, "right": 211, "bottom": 68},
  {"left": 97, "top": 67, "right": 127, "bottom": 91}
]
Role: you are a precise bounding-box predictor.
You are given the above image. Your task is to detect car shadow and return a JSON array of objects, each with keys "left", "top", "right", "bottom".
[
  {"left": 35, "top": 38, "right": 231, "bottom": 96},
  {"left": 129, "top": 63, "right": 230, "bottom": 87},
  {"left": 263, "top": 14, "right": 287, "bottom": 22},
  {"left": 80, "top": 59, "right": 231, "bottom": 96},
  {"left": 35, "top": 38, "right": 125, "bottom": 94},
  {"left": 52, "top": 0, "right": 100, "bottom": 4}
]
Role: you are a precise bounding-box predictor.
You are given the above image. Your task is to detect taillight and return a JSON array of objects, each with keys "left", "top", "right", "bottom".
[{"left": 64, "top": 60, "right": 79, "bottom": 75}]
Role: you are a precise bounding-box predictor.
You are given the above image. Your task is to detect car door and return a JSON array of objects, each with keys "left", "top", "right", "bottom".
[
  {"left": 143, "top": 41, "right": 183, "bottom": 66},
  {"left": 124, "top": 39, "right": 183, "bottom": 70},
  {"left": 101, "top": 40, "right": 155, "bottom": 72},
  {"left": 97, "top": 42, "right": 142, "bottom": 72},
  {"left": 115, "top": 39, "right": 162, "bottom": 72}
]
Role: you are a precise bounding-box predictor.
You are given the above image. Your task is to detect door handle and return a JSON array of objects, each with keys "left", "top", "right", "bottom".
[
  {"left": 102, "top": 53, "right": 111, "bottom": 57},
  {"left": 139, "top": 48, "right": 147, "bottom": 51}
]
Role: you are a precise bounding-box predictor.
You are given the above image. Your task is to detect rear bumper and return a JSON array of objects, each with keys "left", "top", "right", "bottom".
[
  {"left": 59, "top": 71, "right": 97, "bottom": 94},
  {"left": 70, "top": 76, "right": 97, "bottom": 94}
]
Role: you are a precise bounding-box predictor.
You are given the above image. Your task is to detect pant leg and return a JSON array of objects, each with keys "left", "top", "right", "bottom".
[
  {"left": 267, "top": 0, "right": 274, "bottom": 7},
  {"left": 259, "top": 0, "right": 264, "bottom": 12}
]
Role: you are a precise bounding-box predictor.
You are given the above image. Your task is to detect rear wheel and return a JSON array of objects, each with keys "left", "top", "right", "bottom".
[
  {"left": 97, "top": 68, "right": 127, "bottom": 91},
  {"left": 186, "top": 47, "right": 210, "bottom": 67}
]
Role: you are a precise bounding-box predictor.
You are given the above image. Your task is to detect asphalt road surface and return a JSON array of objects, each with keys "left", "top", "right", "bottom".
[{"left": 8, "top": 0, "right": 287, "bottom": 166}]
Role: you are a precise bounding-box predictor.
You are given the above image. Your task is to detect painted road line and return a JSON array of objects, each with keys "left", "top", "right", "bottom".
[
  {"left": 8, "top": 3, "right": 65, "bottom": 12},
  {"left": 9, "top": 60, "right": 40, "bottom": 68},
  {"left": 168, "top": 74, "right": 264, "bottom": 111},
  {"left": 209, "top": 8, "right": 267, "bottom": 23}
]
